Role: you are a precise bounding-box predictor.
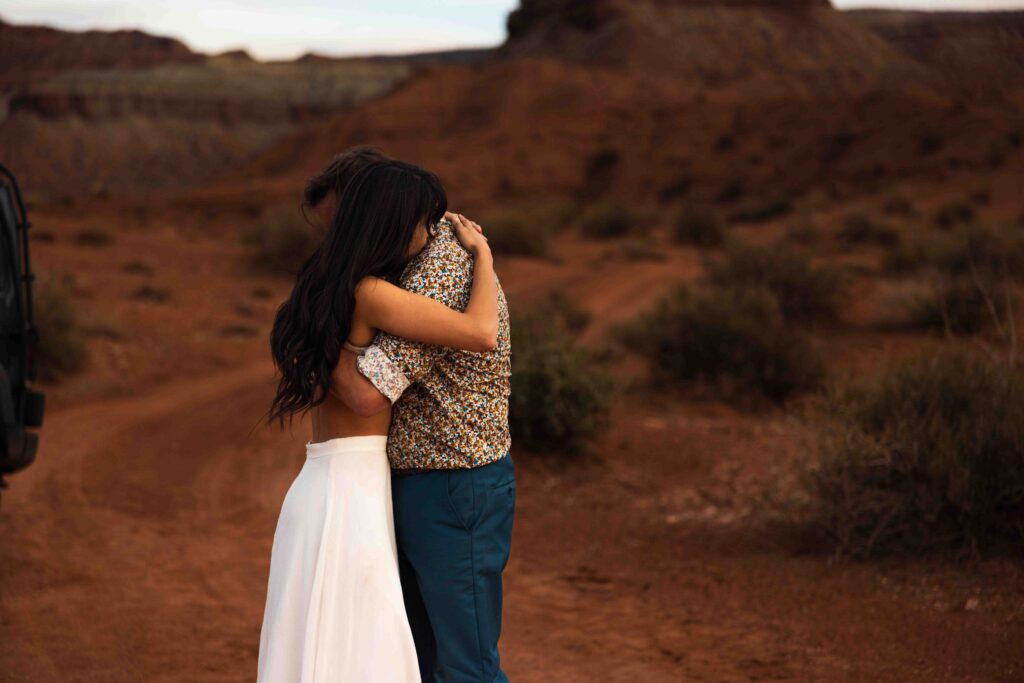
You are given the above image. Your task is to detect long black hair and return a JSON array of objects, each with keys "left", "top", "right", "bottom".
[{"left": 266, "top": 159, "right": 447, "bottom": 428}]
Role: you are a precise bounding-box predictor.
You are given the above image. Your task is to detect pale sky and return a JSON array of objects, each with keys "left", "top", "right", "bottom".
[{"left": 1, "top": 0, "right": 1022, "bottom": 61}]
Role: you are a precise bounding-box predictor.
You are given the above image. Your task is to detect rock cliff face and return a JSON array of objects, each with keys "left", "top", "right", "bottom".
[
  {"left": 0, "top": 20, "right": 201, "bottom": 88},
  {"left": 501, "top": 0, "right": 933, "bottom": 98},
  {"left": 0, "top": 23, "right": 414, "bottom": 199}
]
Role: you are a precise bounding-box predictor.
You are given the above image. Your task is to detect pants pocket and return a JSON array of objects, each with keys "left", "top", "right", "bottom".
[
  {"left": 477, "top": 480, "right": 515, "bottom": 576},
  {"left": 445, "top": 470, "right": 477, "bottom": 532}
]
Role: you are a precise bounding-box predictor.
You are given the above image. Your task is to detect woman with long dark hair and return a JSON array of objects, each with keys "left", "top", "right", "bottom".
[{"left": 257, "top": 158, "right": 497, "bottom": 683}]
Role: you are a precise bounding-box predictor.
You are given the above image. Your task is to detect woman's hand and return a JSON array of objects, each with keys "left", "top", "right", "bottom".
[{"left": 448, "top": 212, "right": 490, "bottom": 257}]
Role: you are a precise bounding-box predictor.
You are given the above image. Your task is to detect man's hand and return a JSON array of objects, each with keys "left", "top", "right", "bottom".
[{"left": 330, "top": 350, "right": 391, "bottom": 417}]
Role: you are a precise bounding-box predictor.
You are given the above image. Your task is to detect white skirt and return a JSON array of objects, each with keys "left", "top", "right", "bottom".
[{"left": 256, "top": 435, "right": 420, "bottom": 683}]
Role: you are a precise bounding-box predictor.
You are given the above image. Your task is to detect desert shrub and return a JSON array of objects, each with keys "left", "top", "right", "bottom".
[
  {"left": 987, "top": 136, "right": 1013, "bottom": 169},
  {"left": 911, "top": 276, "right": 1008, "bottom": 336},
  {"left": 580, "top": 201, "right": 638, "bottom": 239},
  {"left": 578, "top": 148, "right": 621, "bottom": 201},
  {"left": 881, "top": 193, "right": 915, "bottom": 217},
  {"left": 243, "top": 207, "right": 323, "bottom": 275},
  {"left": 32, "top": 271, "right": 88, "bottom": 381},
  {"left": 802, "top": 352, "right": 1024, "bottom": 558},
  {"left": 618, "top": 240, "right": 666, "bottom": 261},
  {"left": 129, "top": 284, "right": 171, "bottom": 302},
  {"left": 620, "top": 285, "right": 824, "bottom": 402},
  {"left": 715, "top": 133, "right": 736, "bottom": 151},
  {"left": 932, "top": 201, "right": 975, "bottom": 229},
  {"left": 782, "top": 221, "right": 821, "bottom": 246},
  {"left": 658, "top": 170, "right": 693, "bottom": 202},
  {"left": 707, "top": 245, "right": 845, "bottom": 325},
  {"left": 220, "top": 324, "right": 258, "bottom": 337},
  {"left": 839, "top": 211, "right": 899, "bottom": 247},
  {"left": 916, "top": 129, "right": 944, "bottom": 156},
  {"left": 120, "top": 260, "right": 153, "bottom": 276},
  {"left": 509, "top": 309, "right": 614, "bottom": 454},
  {"left": 729, "top": 197, "right": 793, "bottom": 223},
  {"left": 73, "top": 228, "right": 114, "bottom": 247},
  {"left": 486, "top": 214, "right": 552, "bottom": 258},
  {"left": 883, "top": 224, "right": 1024, "bottom": 278},
  {"left": 717, "top": 175, "right": 746, "bottom": 203},
  {"left": 251, "top": 286, "right": 274, "bottom": 300},
  {"left": 968, "top": 187, "right": 991, "bottom": 206},
  {"left": 673, "top": 206, "right": 725, "bottom": 247},
  {"left": 533, "top": 290, "right": 591, "bottom": 333}
]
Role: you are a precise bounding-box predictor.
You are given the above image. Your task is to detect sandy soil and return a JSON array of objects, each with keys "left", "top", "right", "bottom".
[{"left": 1, "top": 198, "right": 1023, "bottom": 683}]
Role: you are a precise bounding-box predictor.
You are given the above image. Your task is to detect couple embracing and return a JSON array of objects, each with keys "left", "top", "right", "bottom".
[{"left": 257, "top": 147, "right": 515, "bottom": 683}]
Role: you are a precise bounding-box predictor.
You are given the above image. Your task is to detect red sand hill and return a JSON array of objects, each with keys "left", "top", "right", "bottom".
[
  {"left": 3, "top": 1, "right": 1022, "bottom": 205},
  {"left": 243, "top": 0, "right": 1022, "bottom": 213}
]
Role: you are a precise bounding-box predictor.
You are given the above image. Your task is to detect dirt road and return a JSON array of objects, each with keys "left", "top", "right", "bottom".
[{"left": 2, "top": 354, "right": 1021, "bottom": 682}]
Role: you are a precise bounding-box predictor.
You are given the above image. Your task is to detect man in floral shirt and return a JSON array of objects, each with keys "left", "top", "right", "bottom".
[{"left": 327, "top": 179, "right": 514, "bottom": 681}]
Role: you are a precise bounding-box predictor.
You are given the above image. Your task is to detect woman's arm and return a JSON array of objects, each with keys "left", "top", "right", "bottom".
[{"left": 355, "top": 216, "right": 499, "bottom": 352}]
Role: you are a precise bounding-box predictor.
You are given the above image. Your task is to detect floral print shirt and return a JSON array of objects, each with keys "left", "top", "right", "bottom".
[{"left": 356, "top": 218, "right": 512, "bottom": 470}]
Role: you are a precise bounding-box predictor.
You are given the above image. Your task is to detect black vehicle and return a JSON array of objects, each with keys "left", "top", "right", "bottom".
[{"left": 0, "top": 164, "right": 45, "bottom": 493}]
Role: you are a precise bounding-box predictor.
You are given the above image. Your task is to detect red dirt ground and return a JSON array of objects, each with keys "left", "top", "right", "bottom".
[{"left": 1, "top": 200, "right": 1021, "bottom": 682}]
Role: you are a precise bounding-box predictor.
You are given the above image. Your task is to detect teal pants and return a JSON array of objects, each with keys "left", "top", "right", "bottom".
[{"left": 392, "top": 453, "right": 516, "bottom": 683}]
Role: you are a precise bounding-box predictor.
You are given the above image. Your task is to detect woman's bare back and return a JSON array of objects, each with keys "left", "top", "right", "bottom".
[{"left": 310, "top": 314, "right": 391, "bottom": 442}]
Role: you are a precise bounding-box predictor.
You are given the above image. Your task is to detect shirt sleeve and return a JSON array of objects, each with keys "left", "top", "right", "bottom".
[{"left": 356, "top": 226, "right": 473, "bottom": 403}]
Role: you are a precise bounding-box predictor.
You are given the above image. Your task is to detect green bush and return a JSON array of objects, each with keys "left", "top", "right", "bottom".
[
  {"left": 580, "top": 201, "right": 638, "bottom": 239},
  {"left": 673, "top": 206, "right": 725, "bottom": 247},
  {"left": 243, "top": 207, "right": 323, "bottom": 275},
  {"left": 509, "top": 308, "right": 613, "bottom": 454},
  {"left": 803, "top": 352, "right": 1024, "bottom": 558},
  {"left": 707, "top": 245, "right": 845, "bottom": 325},
  {"left": 32, "top": 271, "right": 89, "bottom": 381},
  {"left": 620, "top": 285, "right": 824, "bottom": 403},
  {"left": 486, "top": 214, "right": 552, "bottom": 258}
]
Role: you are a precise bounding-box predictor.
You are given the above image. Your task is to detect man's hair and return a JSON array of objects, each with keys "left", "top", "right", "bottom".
[{"left": 302, "top": 145, "right": 389, "bottom": 208}]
